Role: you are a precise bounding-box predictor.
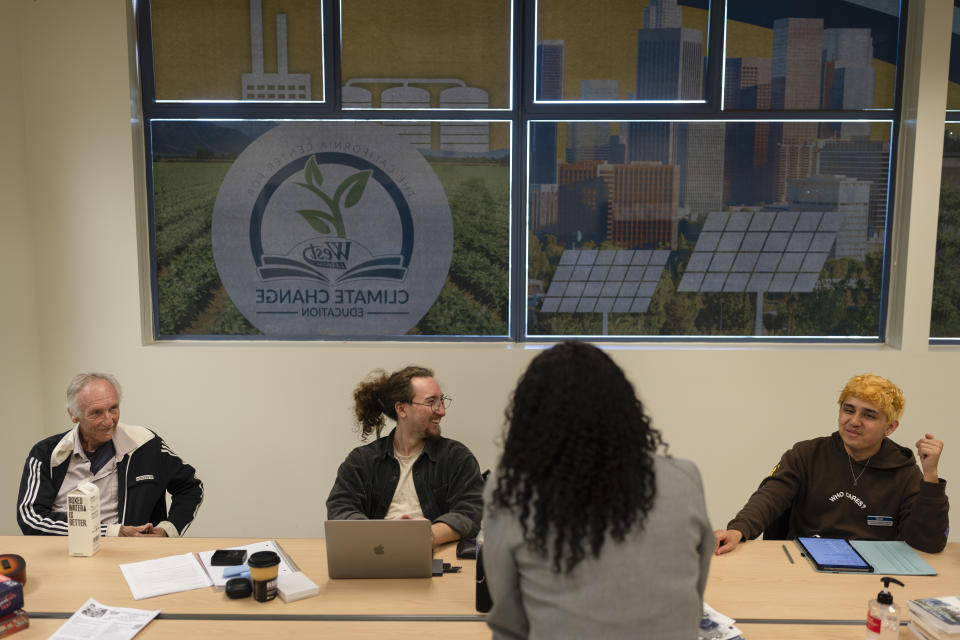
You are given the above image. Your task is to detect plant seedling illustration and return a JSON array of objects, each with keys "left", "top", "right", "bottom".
[{"left": 295, "top": 156, "right": 372, "bottom": 238}]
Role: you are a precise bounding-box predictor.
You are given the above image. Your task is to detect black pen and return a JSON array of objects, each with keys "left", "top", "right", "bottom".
[{"left": 782, "top": 544, "right": 794, "bottom": 564}]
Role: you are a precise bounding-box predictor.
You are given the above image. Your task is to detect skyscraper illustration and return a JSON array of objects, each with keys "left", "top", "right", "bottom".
[
  {"left": 531, "top": 40, "right": 564, "bottom": 186},
  {"left": 635, "top": 0, "right": 702, "bottom": 101},
  {"left": 822, "top": 28, "right": 875, "bottom": 138},
  {"left": 724, "top": 58, "right": 771, "bottom": 205},
  {"left": 682, "top": 123, "right": 724, "bottom": 218},
  {"left": 776, "top": 175, "right": 871, "bottom": 260},
  {"left": 817, "top": 138, "right": 889, "bottom": 237},
  {"left": 771, "top": 18, "right": 823, "bottom": 110},
  {"left": 627, "top": 0, "right": 705, "bottom": 178},
  {"left": 567, "top": 80, "right": 618, "bottom": 163},
  {"left": 769, "top": 18, "right": 823, "bottom": 202},
  {"left": 604, "top": 162, "right": 680, "bottom": 249},
  {"left": 623, "top": 0, "right": 707, "bottom": 248},
  {"left": 536, "top": 40, "right": 565, "bottom": 100},
  {"left": 556, "top": 160, "right": 607, "bottom": 245}
]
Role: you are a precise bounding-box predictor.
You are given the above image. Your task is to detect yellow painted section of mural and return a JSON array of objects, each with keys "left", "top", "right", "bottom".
[
  {"left": 949, "top": 83, "right": 960, "bottom": 111},
  {"left": 340, "top": 0, "right": 511, "bottom": 150},
  {"left": 152, "top": 0, "right": 511, "bottom": 149},
  {"left": 152, "top": 0, "right": 323, "bottom": 100},
  {"left": 340, "top": 0, "right": 511, "bottom": 105}
]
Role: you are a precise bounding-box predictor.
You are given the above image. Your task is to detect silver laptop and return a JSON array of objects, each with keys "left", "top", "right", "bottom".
[{"left": 324, "top": 519, "right": 433, "bottom": 579}]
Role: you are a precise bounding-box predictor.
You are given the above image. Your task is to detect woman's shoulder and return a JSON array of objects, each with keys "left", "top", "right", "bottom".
[{"left": 652, "top": 455, "right": 704, "bottom": 488}]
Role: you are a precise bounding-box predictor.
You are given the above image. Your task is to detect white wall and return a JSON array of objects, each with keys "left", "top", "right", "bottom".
[
  {"left": 1, "top": 0, "right": 956, "bottom": 541},
  {"left": 0, "top": 0, "right": 46, "bottom": 534}
]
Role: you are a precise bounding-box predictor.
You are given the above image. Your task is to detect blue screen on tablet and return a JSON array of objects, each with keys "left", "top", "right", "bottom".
[{"left": 797, "top": 537, "right": 871, "bottom": 570}]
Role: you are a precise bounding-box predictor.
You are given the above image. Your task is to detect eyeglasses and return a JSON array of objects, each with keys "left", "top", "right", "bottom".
[{"left": 407, "top": 395, "right": 453, "bottom": 411}]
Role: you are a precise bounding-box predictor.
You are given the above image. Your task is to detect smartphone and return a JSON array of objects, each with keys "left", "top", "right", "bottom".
[
  {"left": 211, "top": 549, "right": 248, "bottom": 566},
  {"left": 794, "top": 537, "right": 873, "bottom": 572}
]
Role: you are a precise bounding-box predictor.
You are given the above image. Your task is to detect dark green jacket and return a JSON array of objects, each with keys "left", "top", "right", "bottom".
[{"left": 326, "top": 428, "right": 483, "bottom": 538}]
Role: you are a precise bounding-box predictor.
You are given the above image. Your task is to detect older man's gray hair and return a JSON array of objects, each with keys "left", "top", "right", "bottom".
[{"left": 66, "top": 373, "right": 123, "bottom": 417}]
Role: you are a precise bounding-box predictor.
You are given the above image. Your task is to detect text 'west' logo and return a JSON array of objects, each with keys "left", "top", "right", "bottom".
[{"left": 212, "top": 122, "right": 452, "bottom": 336}]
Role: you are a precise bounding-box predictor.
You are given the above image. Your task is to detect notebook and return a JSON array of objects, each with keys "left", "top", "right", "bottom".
[{"left": 324, "top": 519, "right": 433, "bottom": 579}]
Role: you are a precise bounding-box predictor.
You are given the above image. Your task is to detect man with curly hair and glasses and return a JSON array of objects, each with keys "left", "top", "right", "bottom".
[
  {"left": 715, "top": 373, "right": 949, "bottom": 554},
  {"left": 326, "top": 366, "right": 483, "bottom": 548}
]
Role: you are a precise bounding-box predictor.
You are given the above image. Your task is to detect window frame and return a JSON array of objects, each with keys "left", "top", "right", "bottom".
[{"left": 135, "top": 0, "right": 909, "bottom": 343}]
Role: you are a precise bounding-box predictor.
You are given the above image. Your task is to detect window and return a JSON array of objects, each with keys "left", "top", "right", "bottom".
[
  {"left": 930, "top": 1, "right": 960, "bottom": 340},
  {"left": 526, "top": 0, "right": 901, "bottom": 338},
  {"left": 138, "top": 0, "right": 905, "bottom": 341}
]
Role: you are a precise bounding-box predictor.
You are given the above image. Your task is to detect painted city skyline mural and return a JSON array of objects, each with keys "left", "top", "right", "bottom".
[{"left": 528, "top": 0, "right": 897, "bottom": 337}]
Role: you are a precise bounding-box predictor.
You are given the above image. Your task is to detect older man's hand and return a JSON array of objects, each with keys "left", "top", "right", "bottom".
[{"left": 119, "top": 523, "right": 168, "bottom": 537}]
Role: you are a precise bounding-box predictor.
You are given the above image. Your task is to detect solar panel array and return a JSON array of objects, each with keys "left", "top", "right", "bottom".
[
  {"left": 539, "top": 249, "right": 670, "bottom": 314},
  {"left": 677, "top": 211, "right": 841, "bottom": 294}
]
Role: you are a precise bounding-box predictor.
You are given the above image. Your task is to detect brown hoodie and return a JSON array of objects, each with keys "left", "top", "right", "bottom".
[{"left": 728, "top": 432, "right": 949, "bottom": 553}]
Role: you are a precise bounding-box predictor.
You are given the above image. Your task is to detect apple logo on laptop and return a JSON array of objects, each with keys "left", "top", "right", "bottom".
[{"left": 373, "top": 545, "right": 385, "bottom": 555}]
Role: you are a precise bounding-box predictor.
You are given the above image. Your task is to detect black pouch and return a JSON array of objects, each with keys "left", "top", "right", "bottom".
[
  {"left": 456, "top": 538, "right": 478, "bottom": 559},
  {"left": 475, "top": 543, "right": 492, "bottom": 613}
]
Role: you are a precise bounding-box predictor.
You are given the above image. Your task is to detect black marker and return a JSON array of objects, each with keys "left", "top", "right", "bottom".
[{"left": 782, "top": 544, "right": 794, "bottom": 564}]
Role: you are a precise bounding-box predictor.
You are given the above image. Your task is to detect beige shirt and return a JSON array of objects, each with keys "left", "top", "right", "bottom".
[
  {"left": 53, "top": 426, "right": 139, "bottom": 528},
  {"left": 384, "top": 445, "right": 424, "bottom": 520}
]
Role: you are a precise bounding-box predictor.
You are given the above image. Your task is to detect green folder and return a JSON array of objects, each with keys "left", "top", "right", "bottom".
[{"left": 850, "top": 540, "right": 937, "bottom": 576}]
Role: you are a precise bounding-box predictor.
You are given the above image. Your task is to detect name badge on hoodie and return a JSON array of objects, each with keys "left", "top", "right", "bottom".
[
  {"left": 867, "top": 515, "right": 893, "bottom": 527},
  {"left": 135, "top": 474, "right": 155, "bottom": 482}
]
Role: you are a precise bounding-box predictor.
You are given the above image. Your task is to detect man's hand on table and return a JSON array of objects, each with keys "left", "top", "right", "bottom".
[
  {"left": 714, "top": 528, "right": 743, "bottom": 555},
  {"left": 119, "top": 523, "right": 168, "bottom": 537}
]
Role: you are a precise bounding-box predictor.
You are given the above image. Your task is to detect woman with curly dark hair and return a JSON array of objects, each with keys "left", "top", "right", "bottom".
[{"left": 483, "top": 341, "right": 712, "bottom": 639}]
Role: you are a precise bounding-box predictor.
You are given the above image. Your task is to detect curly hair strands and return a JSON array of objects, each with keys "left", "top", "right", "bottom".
[
  {"left": 492, "top": 341, "right": 666, "bottom": 574},
  {"left": 353, "top": 366, "right": 434, "bottom": 440},
  {"left": 838, "top": 373, "right": 905, "bottom": 423}
]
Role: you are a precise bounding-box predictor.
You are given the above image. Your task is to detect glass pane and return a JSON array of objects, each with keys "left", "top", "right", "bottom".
[
  {"left": 535, "top": 0, "right": 709, "bottom": 102},
  {"left": 340, "top": 0, "right": 511, "bottom": 110},
  {"left": 150, "top": 0, "right": 324, "bottom": 101},
  {"left": 931, "top": 124, "right": 960, "bottom": 338},
  {"left": 725, "top": 0, "right": 901, "bottom": 110},
  {"left": 950, "top": 1, "right": 960, "bottom": 110},
  {"left": 527, "top": 120, "right": 891, "bottom": 337},
  {"left": 151, "top": 120, "right": 510, "bottom": 338}
]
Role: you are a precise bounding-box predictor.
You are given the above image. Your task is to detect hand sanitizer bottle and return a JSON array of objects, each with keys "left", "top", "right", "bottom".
[{"left": 866, "top": 576, "right": 904, "bottom": 639}]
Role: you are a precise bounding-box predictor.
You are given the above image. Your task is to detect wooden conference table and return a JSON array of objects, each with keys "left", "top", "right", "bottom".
[{"left": 4, "top": 536, "right": 958, "bottom": 638}]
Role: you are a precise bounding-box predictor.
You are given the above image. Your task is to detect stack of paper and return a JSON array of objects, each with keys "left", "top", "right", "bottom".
[
  {"left": 908, "top": 596, "right": 960, "bottom": 640},
  {"left": 699, "top": 603, "right": 744, "bottom": 640},
  {"left": 119, "top": 553, "right": 212, "bottom": 600}
]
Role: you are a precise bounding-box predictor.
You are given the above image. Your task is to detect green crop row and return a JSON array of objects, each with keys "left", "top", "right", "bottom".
[{"left": 157, "top": 235, "right": 219, "bottom": 335}]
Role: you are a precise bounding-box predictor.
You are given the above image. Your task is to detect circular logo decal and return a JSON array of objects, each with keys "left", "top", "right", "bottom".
[{"left": 212, "top": 122, "right": 453, "bottom": 336}]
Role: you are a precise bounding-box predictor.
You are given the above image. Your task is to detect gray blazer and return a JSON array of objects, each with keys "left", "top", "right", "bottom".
[{"left": 482, "top": 456, "right": 713, "bottom": 640}]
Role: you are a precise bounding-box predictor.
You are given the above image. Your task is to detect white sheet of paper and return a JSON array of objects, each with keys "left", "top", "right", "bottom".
[
  {"left": 49, "top": 597, "right": 160, "bottom": 639},
  {"left": 119, "top": 552, "right": 212, "bottom": 600}
]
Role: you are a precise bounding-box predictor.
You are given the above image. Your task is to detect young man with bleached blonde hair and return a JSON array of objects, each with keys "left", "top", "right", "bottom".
[{"left": 714, "top": 374, "right": 949, "bottom": 554}]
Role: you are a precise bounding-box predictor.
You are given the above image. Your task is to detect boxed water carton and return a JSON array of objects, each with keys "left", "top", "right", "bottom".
[{"left": 67, "top": 482, "right": 101, "bottom": 557}]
